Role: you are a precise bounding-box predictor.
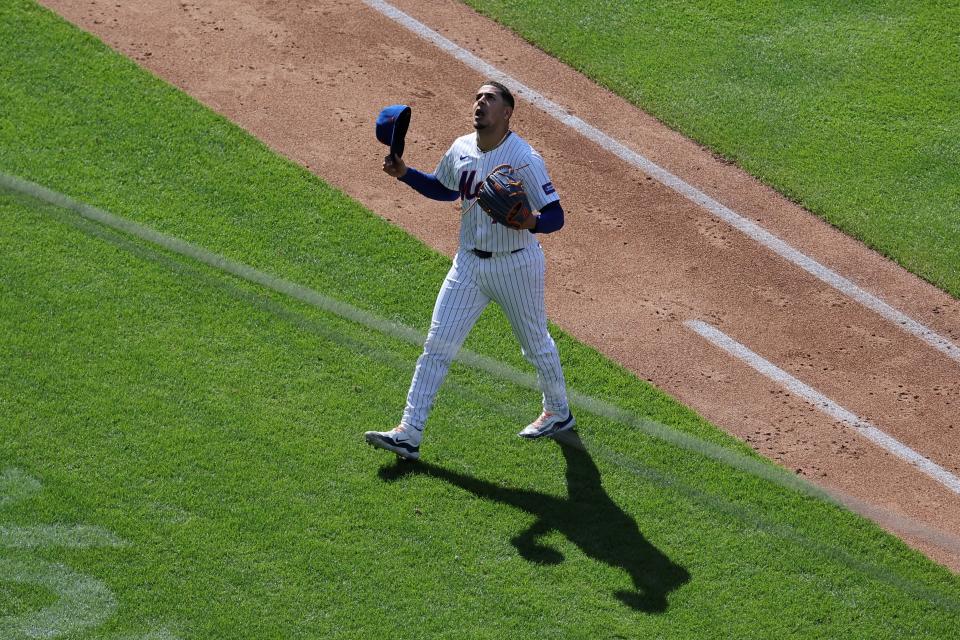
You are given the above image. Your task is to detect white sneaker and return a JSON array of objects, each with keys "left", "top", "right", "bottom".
[
  {"left": 518, "top": 410, "right": 575, "bottom": 439},
  {"left": 364, "top": 425, "right": 421, "bottom": 460}
]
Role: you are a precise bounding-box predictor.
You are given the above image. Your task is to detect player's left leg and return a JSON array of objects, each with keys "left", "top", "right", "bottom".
[{"left": 483, "top": 244, "right": 573, "bottom": 439}]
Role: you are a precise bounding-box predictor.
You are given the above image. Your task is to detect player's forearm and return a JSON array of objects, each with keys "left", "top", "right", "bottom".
[
  {"left": 398, "top": 168, "right": 460, "bottom": 201},
  {"left": 531, "top": 200, "right": 564, "bottom": 234}
]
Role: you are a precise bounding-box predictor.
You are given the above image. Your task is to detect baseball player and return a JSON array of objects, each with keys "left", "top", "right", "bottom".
[{"left": 366, "top": 81, "right": 573, "bottom": 460}]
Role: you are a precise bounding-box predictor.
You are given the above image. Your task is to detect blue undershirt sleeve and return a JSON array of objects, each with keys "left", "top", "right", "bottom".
[
  {"left": 532, "top": 200, "right": 564, "bottom": 234},
  {"left": 398, "top": 168, "right": 460, "bottom": 201}
]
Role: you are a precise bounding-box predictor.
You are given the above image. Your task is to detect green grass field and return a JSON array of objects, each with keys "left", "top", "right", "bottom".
[
  {"left": 2, "top": 1, "right": 959, "bottom": 637},
  {"left": 464, "top": 0, "right": 960, "bottom": 299}
]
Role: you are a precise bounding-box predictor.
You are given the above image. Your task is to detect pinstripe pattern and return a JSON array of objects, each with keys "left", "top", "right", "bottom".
[
  {"left": 402, "top": 132, "right": 568, "bottom": 434},
  {"left": 436, "top": 131, "right": 559, "bottom": 253},
  {"left": 402, "top": 245, "right": 569, "bottom": 432}
]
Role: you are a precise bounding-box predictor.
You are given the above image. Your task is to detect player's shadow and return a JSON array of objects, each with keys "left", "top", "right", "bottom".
[{"left": 378, "top": 430, "right": 690, "bottom": 613}]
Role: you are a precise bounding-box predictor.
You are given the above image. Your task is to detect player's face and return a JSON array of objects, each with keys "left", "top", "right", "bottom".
[{"left": 473, "top": 85, "right": 511, "bottom": 130}]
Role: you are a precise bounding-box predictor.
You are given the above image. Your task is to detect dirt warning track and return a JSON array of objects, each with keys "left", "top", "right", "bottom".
[{"left": 40, "top": 0, "right": 960, "bottom": 570}]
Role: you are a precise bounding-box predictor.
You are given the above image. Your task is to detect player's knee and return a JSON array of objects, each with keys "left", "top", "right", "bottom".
[
  {"left": 422, "top": 335, "right": 459, "bottom": 363},
  {"left": 521, "top": 340, "right": 557, "bottom": 362}
]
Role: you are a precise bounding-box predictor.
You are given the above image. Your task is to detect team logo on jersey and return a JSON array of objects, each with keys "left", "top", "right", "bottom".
[
  {"left": 542, "top": 181, "right": 555, "bottom": 195},
  {"left": 458, "top": 170, "right": 481, "bottom": 200}
]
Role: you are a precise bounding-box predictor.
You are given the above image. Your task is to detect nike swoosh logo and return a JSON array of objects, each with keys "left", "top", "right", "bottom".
[{"left": 459, "top": 155, "right": 469, "bottom": 160}]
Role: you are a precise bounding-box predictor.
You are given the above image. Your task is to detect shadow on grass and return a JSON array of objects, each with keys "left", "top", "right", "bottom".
[
  {"left": 378, "top": 430, "right": 690, "bottom": 613},
  {"left": 15, "top": 187, "right": 960, "bottom": 615}
]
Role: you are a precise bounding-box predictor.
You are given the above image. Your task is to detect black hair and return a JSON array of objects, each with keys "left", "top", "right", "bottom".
[{"left": 485, "top": 80, "right": 515, "bottom": 109}]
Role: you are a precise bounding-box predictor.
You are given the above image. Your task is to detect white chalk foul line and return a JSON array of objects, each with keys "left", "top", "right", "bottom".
[
  {"left": 686, "top": 319, "right": 960, "bottom": 495},
  {"left": 363, "top": 0, "right": 960, "bottom": 366}
]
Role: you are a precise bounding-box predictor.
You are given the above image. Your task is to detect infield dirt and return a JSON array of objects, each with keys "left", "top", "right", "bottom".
[{"left": 40, "top": 0, "right": 960, "bottom": 570}]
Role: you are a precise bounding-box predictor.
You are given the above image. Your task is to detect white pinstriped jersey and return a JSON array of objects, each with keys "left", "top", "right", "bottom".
[{"left": 435, "top": 131, "right": 559, "bottom": 252}]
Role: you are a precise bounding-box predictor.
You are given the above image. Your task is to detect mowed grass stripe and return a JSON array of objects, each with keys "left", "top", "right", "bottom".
[
  {"left": 13, "top": 166, "right": 960, "bottom": 595},
  {"left": 3, "top": 182, "right": 958, "bottom": 638},
  {"left": 5, "top": 169, "right": 869, "bottom": 515},
  {"left": 462, "top": 0, "right": 960, "bottom": 299},
  {"left": 1, "top": 1, "right": 958, "bottom": 637}
]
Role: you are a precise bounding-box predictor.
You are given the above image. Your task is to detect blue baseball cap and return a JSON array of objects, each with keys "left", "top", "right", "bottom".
[{"left": 375, "top": 104, "right": 412, "bottom": 159}]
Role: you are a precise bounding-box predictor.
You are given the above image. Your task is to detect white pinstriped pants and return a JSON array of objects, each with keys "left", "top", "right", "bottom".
[{"left": 401, "top": 244, "right": 569, "bottom": 431}]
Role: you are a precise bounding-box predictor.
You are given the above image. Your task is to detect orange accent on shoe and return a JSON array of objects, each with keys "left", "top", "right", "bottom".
[{"left": 530, "top": 412, "right": 554, "bottom": 427}]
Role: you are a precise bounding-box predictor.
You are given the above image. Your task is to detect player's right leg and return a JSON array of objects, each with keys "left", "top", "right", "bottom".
[{"left": 365, "top": 251, "right": 489, "bottom": 458}]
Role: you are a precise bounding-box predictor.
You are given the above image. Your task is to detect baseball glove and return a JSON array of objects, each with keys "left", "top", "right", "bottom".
[{"left": 476, "top": 164, "right": 533, "bottom": 229}]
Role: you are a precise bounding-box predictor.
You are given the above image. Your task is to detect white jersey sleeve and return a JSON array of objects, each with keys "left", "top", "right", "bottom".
[
  {"left": 518, "top": 148, "right": 559, "bottom": 212},
  {"left": 434, "top": 143, "right": 460, "bottom": 192}
]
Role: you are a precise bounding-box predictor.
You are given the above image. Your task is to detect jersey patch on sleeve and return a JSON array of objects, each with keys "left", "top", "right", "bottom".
[{"left": 542, "top": 181, "right": 556, "bottom": 195}]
